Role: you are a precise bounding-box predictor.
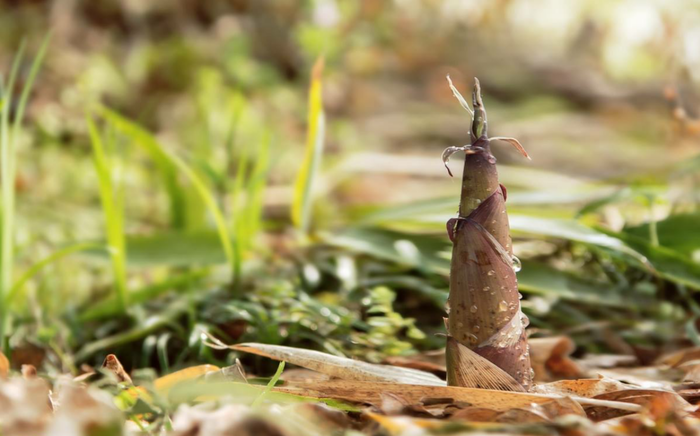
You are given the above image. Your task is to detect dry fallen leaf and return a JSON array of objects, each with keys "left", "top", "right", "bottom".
[
  {"left": 0, "top": 378, "right": 53, "bottom": 436},
  {"left": 279, "top": 368, "right": 330, "bottom": 383},
  {"left": 595, "top": 366, "right": 679, "bottom": 390},
  {"left": 274, "top": 379, "right": 630, "bottom": 415},
  {"left": 585, "top": 389, "right": 692, "bottom": 422},
  {"left": 378, "top": 392, "right": 441, "bottom": 417},
  {"left": 658, "top": 347, "right": 700, "bottom": 368},
  {"left": 101, "top": 354, "right": 132, "bottom": 384},
  {"left": 680, "top": 362, "right": 700, "bottom": 382},
  {"left": 0, "top": 351, "right": 9, "bottom": 379},
  {"left": 532, "top": 377, "right": 629, "bottom": 397},
  {"left": 171, "top": 401, "right": 348, "bottom": 436},
  {"left": 529, "top": 336, "right": 582, "bottom": 381},
  {"left": 285, "top": 403, "right": 353, "bottom": 433},
  {"left": 207, "top": 337, "right": 445, "bottom": 386},
  {"left": 170, "top": 403, "right": 256, "bottom": 436},
  {"left": 577, "top": 353, "right": 638, "bottom": 370},
  {"left": 203, "top": 359, "right": 247, "bottom": 383},
  {"left": 448, "top": 407, "right": 500, "bottom": 422},
  {"left": 21, "top": 364, "right": 37, "bottom": 379},
  {"left": 46, "top": 382, "right": 124, "bottom": 436},
  {"left": 494, "top": 406, "right": 551, "bottom": 424},
  {"left": 154, "top": 364, "right": 220, "bottom": 396},
  {"left": 367, "top": 412, "right": 446, "bottom": 435},
  {"left": 451, "top": 397, "right": 584, "bottom": 424},
  {"left": 210, "top": 335, "right": 657, "bottom": 421},
  {"left": 531, "top": 376, "right": 694, "bottom": 423},
  {"left": 383, "top": 350, "right": 446, "bottom": 376}
]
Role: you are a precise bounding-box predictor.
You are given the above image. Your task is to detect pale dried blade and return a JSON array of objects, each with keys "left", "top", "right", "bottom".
[
  {"left": 446, "top": 75, "right": 473, "bottom": 116},
  {"left": 490, "top": 136, "right": 531, "bottom": 160},
  {"left": 214, "top": 339, "right": 445, "bottom": 386},
  {"left": 532, "top": 378, "right": 628, "bottom": 397}
]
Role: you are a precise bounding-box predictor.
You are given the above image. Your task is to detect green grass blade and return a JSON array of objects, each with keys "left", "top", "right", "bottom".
[
  {"left": 230, "top": 135, "right": 250, "bottom": 282},
  {"left": 99, "top": 108, "right": 237, "bottom": 281},
  {"left": 1, "top": 41, "right": 26, "bottom": 304},
  {"left": 291, "top": 57, "right": 325, "bottom": 235},
  {"left": 251, "top": 361, "right": 285, "bottom": 408},
  {"left": 12, "top": 35, "right": 50, "bottom": 141},
  {"left": 245, "top": 132, "right": 271, "bottom": 246},
  {"left": 75, "top": 297, "right": 191, "bottom": 361},
  {"left": 87, "top": 114, "right": 129, "bottom": 311},
  {"left": 78, "top": 269, "right": 207, "bottom": 322},
  {"left": 231, "top": 131, "right": 271, "bottom": 278},
  {"left": 6, "top": 242, "right": 102, "bottom": 306},
  {"left": 1, "top": 40, "right": 48, "bottom": 349},
  {"left": 172, "top": 153, "right": 235, "bottom": 273},
  {"left": 98, "top": 107, "right": 186, "bottom": 229}
]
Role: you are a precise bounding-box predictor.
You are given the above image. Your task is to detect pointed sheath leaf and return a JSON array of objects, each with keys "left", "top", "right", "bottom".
[{"left": 446, "top": 337, "right": 525, "bottom": 392}]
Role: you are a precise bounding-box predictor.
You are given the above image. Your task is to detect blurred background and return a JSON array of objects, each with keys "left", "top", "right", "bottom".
[{"left": 1, "top": 0, "right": 699, "bottom": 374}]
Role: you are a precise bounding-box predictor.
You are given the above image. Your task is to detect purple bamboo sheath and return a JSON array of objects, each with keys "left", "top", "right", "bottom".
[{"left": 445, "top": 80, "right": 532, "bottom": 390}]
